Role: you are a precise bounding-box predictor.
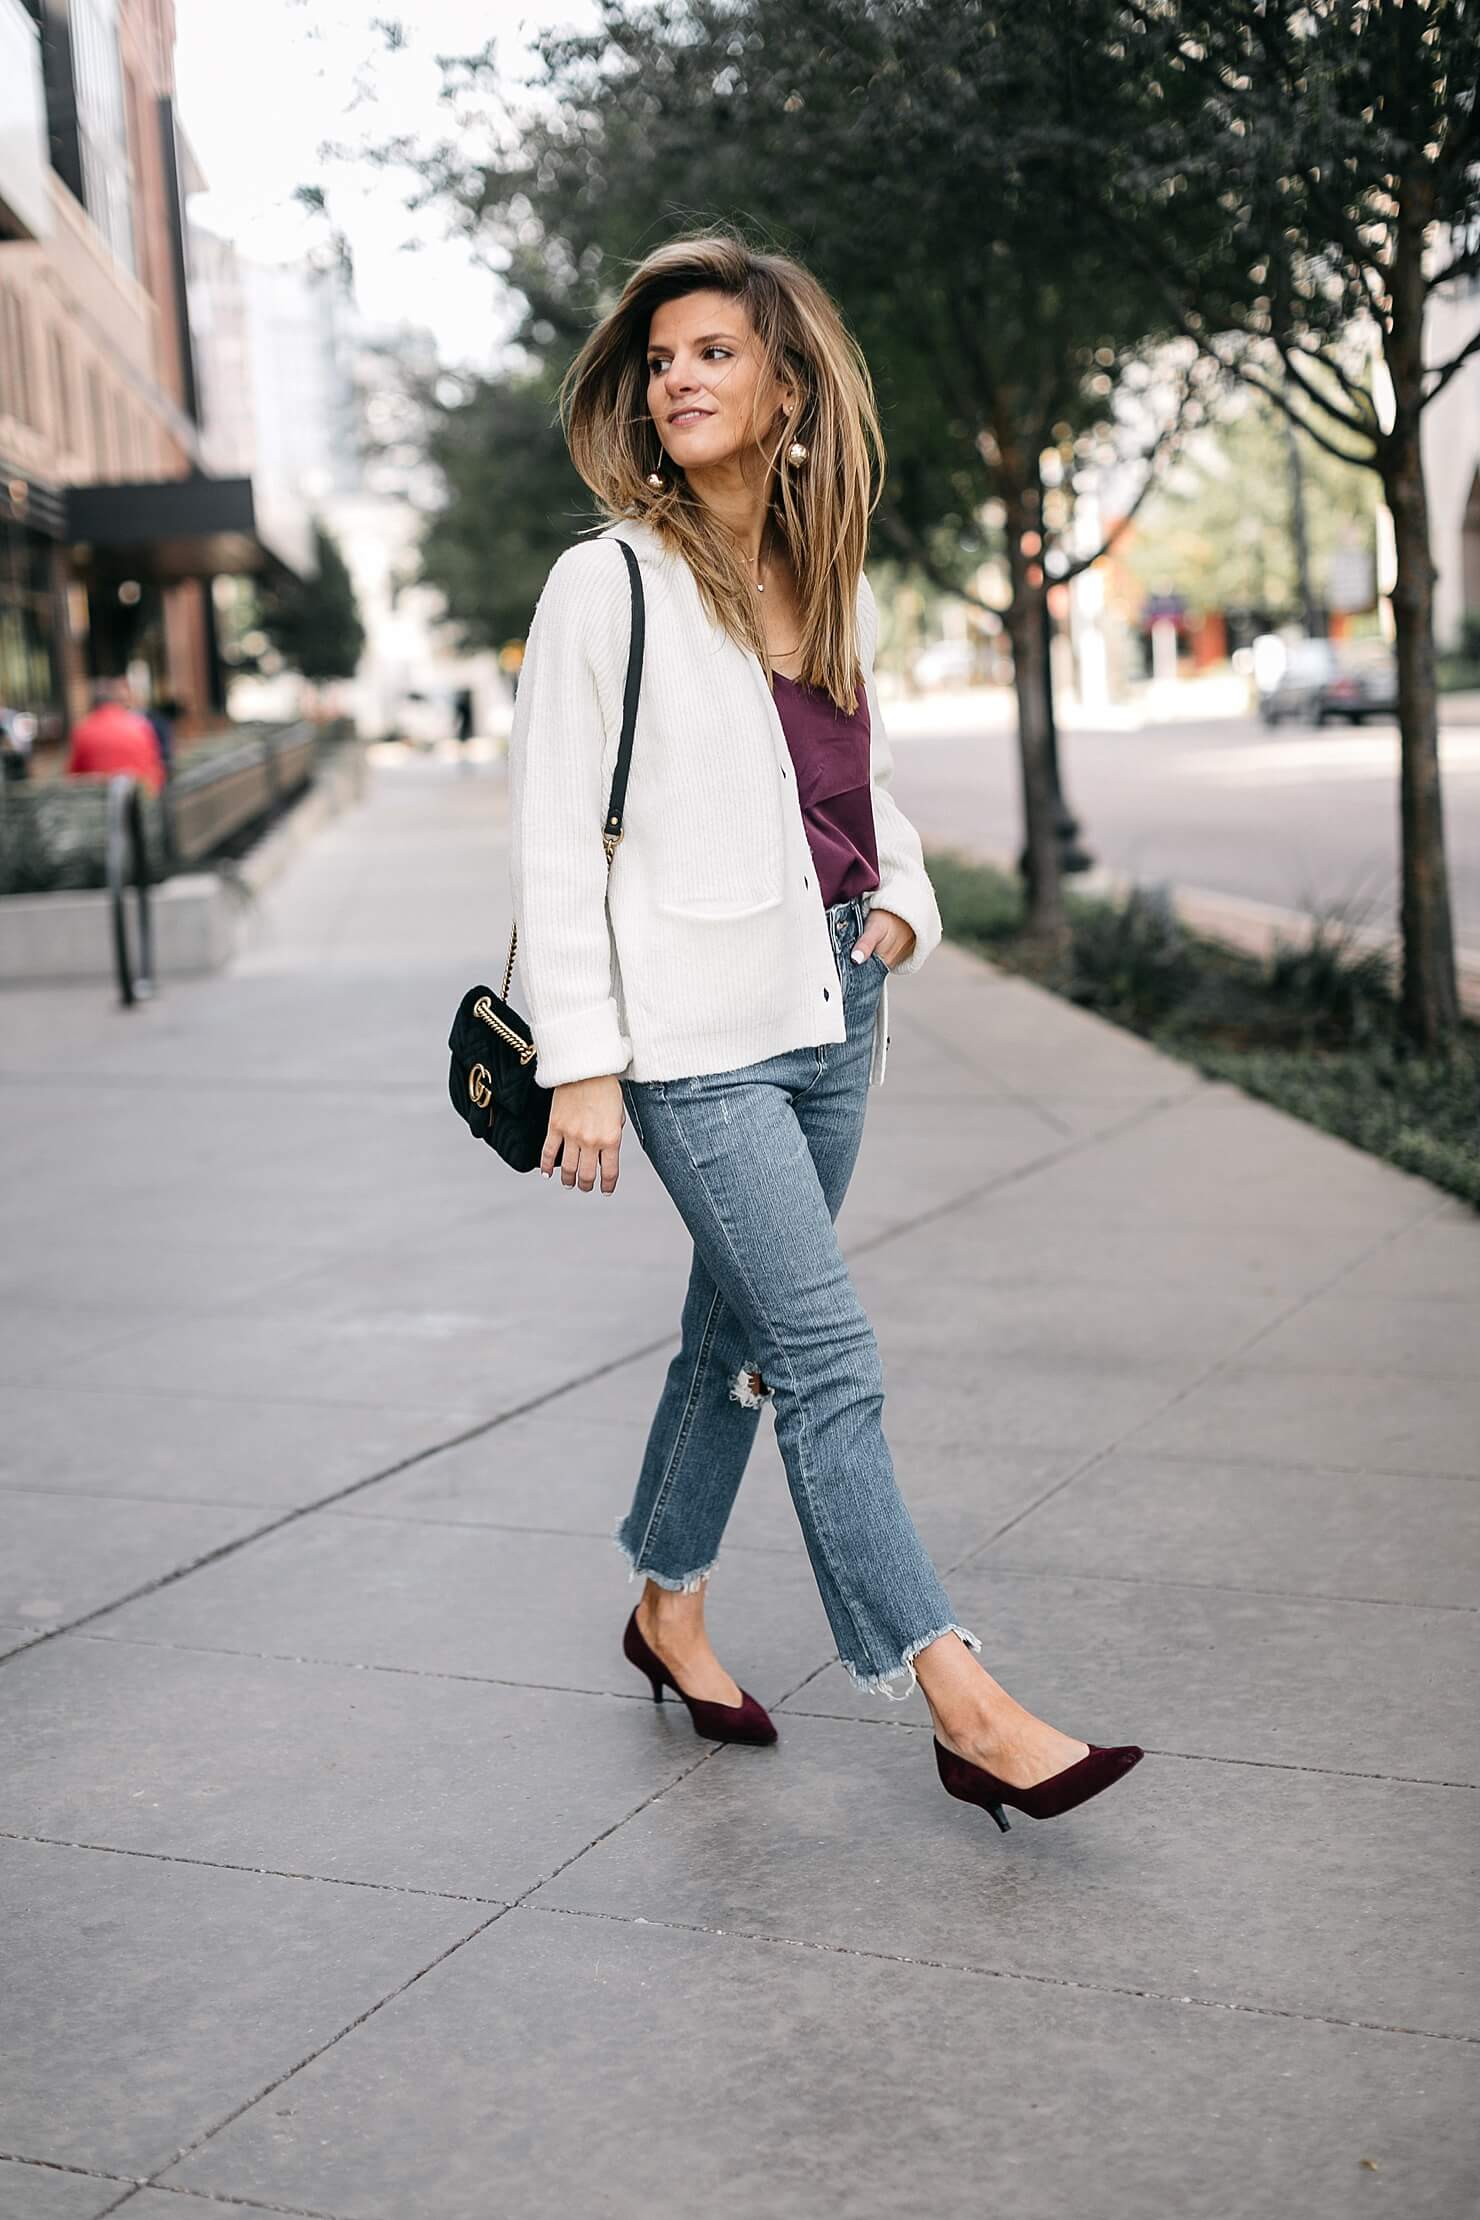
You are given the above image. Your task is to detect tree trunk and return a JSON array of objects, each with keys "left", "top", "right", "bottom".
[
  {"left": 999, "top": 440, "right": 1065, "bottom": 942},
  {"left": 1384, "top": 178, "right": 1459, "bottom": 1049}
]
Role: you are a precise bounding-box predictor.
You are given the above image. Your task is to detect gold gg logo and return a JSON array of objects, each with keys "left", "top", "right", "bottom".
[{"left": 469, "top": 1063, "right": 493, "bottom": 1109}]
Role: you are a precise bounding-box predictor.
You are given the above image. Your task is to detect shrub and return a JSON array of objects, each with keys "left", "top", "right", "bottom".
[
  {"left": 927, "top": 848, "right": 1480, "bottom": 1211},
  {"left": 1066, "top": 885, "right": 1201, "bottom": 1030}
]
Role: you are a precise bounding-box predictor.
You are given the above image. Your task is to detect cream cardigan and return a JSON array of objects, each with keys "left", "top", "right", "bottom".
[{"left": 506, "top": 515, "right": 943, "bottom": 1090}]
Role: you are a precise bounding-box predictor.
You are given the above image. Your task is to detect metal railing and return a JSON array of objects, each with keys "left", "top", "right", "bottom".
[{"left": 106, "top": 774, "right": 154, "bottom": 1007}]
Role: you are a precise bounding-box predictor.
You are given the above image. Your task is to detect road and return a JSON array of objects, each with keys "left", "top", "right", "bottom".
[{"left": 888, "top": 694, "right": 1480, "bottom": 952}]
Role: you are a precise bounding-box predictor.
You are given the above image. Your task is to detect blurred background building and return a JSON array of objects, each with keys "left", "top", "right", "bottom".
[{"left": 0, "top": 0, "right": 310, "bottom": 763}]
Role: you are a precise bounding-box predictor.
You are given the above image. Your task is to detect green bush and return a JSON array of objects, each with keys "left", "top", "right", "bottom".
[
  {"left": 927, "top": 848, "right": 1480, "bottom": 1211},
  {"left": 1066, "top": 886, "right": 1201, "bottom": 1030},
  {"left": 928, "top": 847, "right": 1028, "bottom": 946},
  {"left": 1190, "top": 1039, "right": 1480, "bottom": 1209},
  {"left": 0, "top": 781, "right": 168, "bottom": 896}
]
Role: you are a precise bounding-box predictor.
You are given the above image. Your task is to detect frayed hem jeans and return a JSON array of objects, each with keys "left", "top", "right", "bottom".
[{"left": 615, "top": 895, "right": 979, "bottom": 1701}]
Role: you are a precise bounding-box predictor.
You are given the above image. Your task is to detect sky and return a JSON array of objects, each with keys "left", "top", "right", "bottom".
[{"left": 173, "top": 0, "right": 597, "bottom": 369}]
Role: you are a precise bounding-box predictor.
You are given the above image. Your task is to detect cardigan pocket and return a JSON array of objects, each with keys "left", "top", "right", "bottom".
[
  {"left": 649, "top": 775, "right": 787, "bottom": 920},
  {"left": 656, "top": 888, "right": 786, "bottom": 921}
]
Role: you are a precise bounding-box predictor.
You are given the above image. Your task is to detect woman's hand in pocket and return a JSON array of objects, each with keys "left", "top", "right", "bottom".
[
  {"left": 542, "top": 1075, "right": 627, "bottom": 1194},
  {"left": 852, "top": 907, "right": 915, "bottom": 971}
]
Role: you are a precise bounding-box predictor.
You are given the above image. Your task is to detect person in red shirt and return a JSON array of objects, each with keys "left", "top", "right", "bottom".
[{"left": 64, "top": 680, "right": 167, "bottom": 794}]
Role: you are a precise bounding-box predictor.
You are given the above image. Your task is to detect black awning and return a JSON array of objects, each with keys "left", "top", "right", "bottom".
[{"left": 65, "top": 474, "right": 304, "bottom": 580}]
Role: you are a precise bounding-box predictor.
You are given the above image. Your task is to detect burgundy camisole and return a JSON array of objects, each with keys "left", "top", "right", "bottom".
[{"left": 770, "top": 671, "right": 881, "bottom": 909}]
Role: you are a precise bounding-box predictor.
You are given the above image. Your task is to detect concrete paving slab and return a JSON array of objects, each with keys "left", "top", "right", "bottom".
[
  {"left": 981, "top": 1451, "right": 1480, "bottom": 1606},
  {"left": 163, "top": 1901, "right": 1480, "bottom": 2220},
  {"left": 90, "top": 1517, "right": 838, "bottom": 1709},
  {"left": 0, "top": 1491, "right": 268, "bottom": 1630},
  {"left": 1130, "top": 1364, "right": 1480, "bottom": 1478},
  {"left": 51, "top": 1303, "right": 628, "bottom": 1417},
  {"left": 838, "top": 1094, "right": 1083, "bottom": 1194},
  {"left": 5, "top": 750, "right": 1478, "bottom": 2217},
  {"left": 854, "top": 1261, "right": 1287, "bottom": 1374},
  {"left": 784, "top": 1568, "right": 1480, "bottom": 1782},
  {"left": 113, "top": 2198, "right": 268, "bottom": 2220},
  {"left": 0, "top": 1227, "right": 345, "bottom": 1321},
  {"left": 1007, "top": 1108, "right": 1435, "bottom": 1235},
  {"left": 877, "top": 1351, "right": 1190, "bottom": 1452},
  {"left": 0, "top": 1635, "right": 710, "bottom": 1899},
  {"left": 1234, "top": 1292, "right": 1480, "bottom": 1378},
  {"left": 0, "top": 2159, "right": 121, "bottom": 2219},
  {"left": 0, "top": 1833, "right": 481, "bottom": 2179},
  {"left": 538, "top": 1710, "right": 1480, "bottom": 2037},
  {"left": 1336, "top": 1214, "right": 1480, "bottom": 1302},
  {"left": 0, "top": 1383, "right": 486, "bottom": 1508},
  {"left": 890, "top": 1181, "right": 1394, "bottom": 1296},
  {"left": 0, "top": 1303, "right": 175, "bottom": 1387}
]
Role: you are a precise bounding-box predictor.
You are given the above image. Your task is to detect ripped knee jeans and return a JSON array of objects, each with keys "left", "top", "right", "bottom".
[{"left": 613, "top": 894, "right": 979, "bottom": 1700}]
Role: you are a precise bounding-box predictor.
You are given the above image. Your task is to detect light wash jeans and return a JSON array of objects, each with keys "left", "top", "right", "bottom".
[{"left": 616, "top": 894, "right": 980, "bottom": 1699}]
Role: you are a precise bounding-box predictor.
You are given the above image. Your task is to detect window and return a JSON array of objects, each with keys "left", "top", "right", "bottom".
[
  {"left": 1, "top": 292, "right": 35, "bottom": 428},
  {"left": 50, "top": 330, "right": 74, "bottom": 453},
  {"left": 87, "top": 364, "right": 110, "bottom": 476}
]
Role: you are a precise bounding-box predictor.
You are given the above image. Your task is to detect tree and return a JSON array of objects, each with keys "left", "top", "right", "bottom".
[
  {"left": 1101, "top": 0, "right": 1480, "bottom": 1046},
  {"left": 257, "top": 521, "right": 366, "bottom": 684},
  {"left": 1121, "top": 388, "right": 1380, "bottom": 629},
  {"left": 367, "top": 0, "right": 1194, "bottom": 943},
  {"left": 417, "top": 369, "right": 598, "bottom": 653}
]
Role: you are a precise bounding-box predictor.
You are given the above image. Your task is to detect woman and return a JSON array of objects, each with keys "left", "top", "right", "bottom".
[{"left": 507, "top": 234, "right": 1141, "bottom": 1832}]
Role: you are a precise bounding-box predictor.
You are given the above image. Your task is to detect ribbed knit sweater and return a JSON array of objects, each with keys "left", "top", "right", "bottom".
[{"left": 506, "top": 515, "right": 943, "bottom": 1090}]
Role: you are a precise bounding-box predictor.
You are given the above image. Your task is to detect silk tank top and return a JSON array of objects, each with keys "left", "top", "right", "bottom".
[{"left": 769, "top": 670, "right": 881, "bottom": 909}]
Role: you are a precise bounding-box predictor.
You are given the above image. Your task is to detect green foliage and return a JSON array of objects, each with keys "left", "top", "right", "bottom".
[
  {"left": 257, "top": 522, "right": 365, "bottom": 682},
  {"left": 369, "top": 2, "right": 1186, "bottom": 642},
  {"left": 1122, "top": 391, "right": 1379, "bottom": 624},
  {"left": 1438, "top": 615, "right": 1480, "bottom": 694},
  {"left": 1261, "top": 918, "right": 1393, "bottom": 1050},
  {"left": 417, "top": 370, "right": 599, "bottom": 650},
  {"left": 931, "top": 849, "right": 1480, "bottom": 1209},
  {"left": 925, "top": 847, "right": 1029, "bottom": 946},
  {"left": 0, "top": 781, "right": 167, "bottom": 895},
  {"left": 1188, "top": 1041, "right": 1480, "bottom": 1211},
  {"left": 1102, "top": 0, "right": 1480, "bottom": 454},
  {"left": 1066, "top": 886, "right": 1201, "bottom": 1031}
]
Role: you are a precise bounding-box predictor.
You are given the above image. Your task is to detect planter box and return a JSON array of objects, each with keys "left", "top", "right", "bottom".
[
  {"left": 0, "top": 740, "right": 367, "bottom": 987},
  {"left": 0, "top": 874, "right": 232, "bottom": 984}
]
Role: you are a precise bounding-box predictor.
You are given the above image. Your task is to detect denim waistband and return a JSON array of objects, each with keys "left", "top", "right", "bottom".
[{"left": 826, "top": 895, "right": 868, "bottom": 943}]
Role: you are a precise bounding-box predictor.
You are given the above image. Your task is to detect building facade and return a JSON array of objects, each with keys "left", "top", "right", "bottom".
[{"left": 0, "top": 0, "right": 303, "bottom": 759}]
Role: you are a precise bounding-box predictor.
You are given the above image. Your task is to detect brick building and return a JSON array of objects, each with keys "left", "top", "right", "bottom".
[{"left": 0, "top": 0, "right": 303, "bottom": 757}]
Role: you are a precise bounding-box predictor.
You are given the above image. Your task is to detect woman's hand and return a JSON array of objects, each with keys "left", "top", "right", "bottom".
[
  {"left": 852, "top": 907, "right": 915, "bottom": 971},
  {"left": 541, "top": 1075, "right": 627, "bottom": 1194}
]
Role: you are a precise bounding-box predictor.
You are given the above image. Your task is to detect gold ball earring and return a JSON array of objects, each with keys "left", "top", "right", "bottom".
[
  {"left": 645, "top": 470, "right": 663, "bottom": 489},
  {"left": 786, "top": 438, "right": 808, "bottom": 465}
]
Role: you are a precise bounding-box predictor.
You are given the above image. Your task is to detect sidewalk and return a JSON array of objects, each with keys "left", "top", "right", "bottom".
[{"left": 2, "top": 750, "right": 1476, "bottom": 2219}]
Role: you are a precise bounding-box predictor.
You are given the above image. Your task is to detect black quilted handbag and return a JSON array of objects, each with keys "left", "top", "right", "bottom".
[{"left": 447, "top": 538, "right": 645, "bottom": 1171}]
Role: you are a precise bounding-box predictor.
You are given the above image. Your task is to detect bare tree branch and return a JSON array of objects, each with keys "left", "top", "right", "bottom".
[{"left": 1423, "top": 317, "right": 1480, "bottom": 406}]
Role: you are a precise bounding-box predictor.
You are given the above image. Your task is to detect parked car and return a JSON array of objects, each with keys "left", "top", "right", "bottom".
[{"left": 1258, "top": 639, "right": 1398, "bottom": 727}]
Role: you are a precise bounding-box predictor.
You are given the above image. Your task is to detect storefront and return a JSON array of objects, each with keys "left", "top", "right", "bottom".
[{"left": 0, "top": 468, "right": 69, "bottom": 750}]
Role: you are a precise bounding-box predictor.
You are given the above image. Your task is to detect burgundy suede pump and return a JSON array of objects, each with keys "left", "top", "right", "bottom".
[
  {"left": 934, "top": 1734, "right": 1143, "bottom": 1832},
  {"left": 623, "top": 1608, "right": 778, "bottom": 1745}
]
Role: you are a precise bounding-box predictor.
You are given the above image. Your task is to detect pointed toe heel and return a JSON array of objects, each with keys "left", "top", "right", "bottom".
[
  {"left": 935, "top": 1733, "right": 1143, "bottom": 1833},
  {"left": 622, "top": 1609, "right": 778, "bottom": 1746}
]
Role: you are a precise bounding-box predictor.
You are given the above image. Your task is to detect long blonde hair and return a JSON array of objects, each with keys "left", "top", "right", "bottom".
[{"left": 559, "top": 229, "right": 885, "bottom": 712}]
